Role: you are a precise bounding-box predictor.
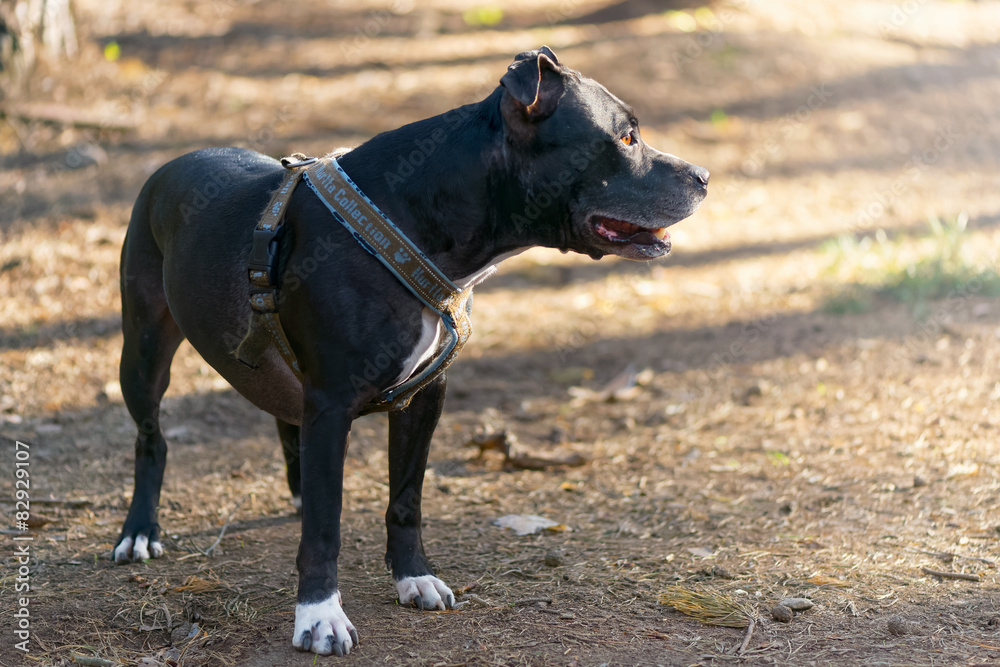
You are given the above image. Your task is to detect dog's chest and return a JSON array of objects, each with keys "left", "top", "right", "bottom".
[
  {"left": 392, "top": 258, "right": 512, "bottom": 387},
  {"left": 395, "top": 308, "right": 443, "bottom": 386}
]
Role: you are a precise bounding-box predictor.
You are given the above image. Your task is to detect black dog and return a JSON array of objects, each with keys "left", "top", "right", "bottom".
[{"left": 113, "top": 46, "right": 707, "bottom": 656}]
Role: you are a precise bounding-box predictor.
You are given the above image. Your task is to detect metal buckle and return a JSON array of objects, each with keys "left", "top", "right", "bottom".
[
  {"left": 280, "top": 156, "right": 319, "bottom": 170},
  {"left": 249, "top": 290, "right": 278, "bottom": 313}
]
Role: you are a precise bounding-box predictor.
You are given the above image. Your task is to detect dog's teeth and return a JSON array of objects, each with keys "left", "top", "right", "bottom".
[{"left": 653, "top": 228, "right": 667, "bottom": 240}]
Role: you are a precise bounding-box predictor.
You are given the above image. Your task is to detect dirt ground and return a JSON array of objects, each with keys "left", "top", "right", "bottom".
[{"left": 2, "top": 0, "right": 1000, "bottom": 665}]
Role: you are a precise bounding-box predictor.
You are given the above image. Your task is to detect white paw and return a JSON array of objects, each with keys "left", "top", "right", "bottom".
[
  {"left": 292, "top": 592, "right": 359, "bottom": 656},
  {"left": 113, "top": 535, "right": 164, "bottom": 563},
  {"left": 396, "top": 575, "right": 455, "bottom": 610},
  {"left": 291, "top": 495, "right": 302, "bottom": 511}
]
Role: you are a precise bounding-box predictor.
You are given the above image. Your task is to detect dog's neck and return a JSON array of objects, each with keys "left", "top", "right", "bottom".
[{"left": 336, "top": 88, "right": 565, "bottom": 283}]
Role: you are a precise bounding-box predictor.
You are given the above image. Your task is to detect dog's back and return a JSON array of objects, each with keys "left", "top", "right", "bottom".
[{"left": 121, "top": 147, "right": 304, "bottom": 424}]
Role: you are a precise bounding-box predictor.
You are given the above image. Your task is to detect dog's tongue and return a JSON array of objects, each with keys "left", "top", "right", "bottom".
[{"left": 595, "top": 216, "right": 669, "bottom": 245}]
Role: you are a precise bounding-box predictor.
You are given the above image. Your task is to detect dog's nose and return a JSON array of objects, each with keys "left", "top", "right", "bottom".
[{"left": 693, "top": 166, "right": 710, "bottom": 187}]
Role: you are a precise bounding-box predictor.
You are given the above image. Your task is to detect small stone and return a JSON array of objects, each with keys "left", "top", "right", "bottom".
[
  {"left": 887, "top": 615, "right": 914, "bottom": 636},
  {"left": 170, "top": 621, "right": 194, "bottom": 644},
  {"left": 710, "top": 565, "right": 734, "bottom": 579},
  {"left": 544, "top": 549, "right": 565, "bottom": 567},
  {"left": 771, "top": 604, "right": 793, "bottom": 622},
  {"left": 740, "top": 384, "right": 763, "bottom": 405},
  {"left": 779, "top": 597, "right": 814, "bottom": 611},
  {"left": 913, "top": 475, "right": 927, "bottom": 488}
]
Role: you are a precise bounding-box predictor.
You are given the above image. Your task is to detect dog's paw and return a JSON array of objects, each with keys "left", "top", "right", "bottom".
[
  {"left": 113, "top": 534, "right": 164, "bottom": 564},
  {"left": 293, "top": 592, "right": 359, "bottom": 656},
  {"left": 396, "top": 575, "right": 455, "bottom": 611}
]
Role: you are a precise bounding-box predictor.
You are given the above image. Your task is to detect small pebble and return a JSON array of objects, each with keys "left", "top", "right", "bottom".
[
  {"left": 543, "top": 549, "right": 565, "bottom": 567},
  {"left": 710, "top": 565, "right": 734, "bottom": 579},
  {"left": 771, "top": 605, "right": 793, "bottom": 622},
  {"left": 887, "top": 615, "right": 915, "bottom": 636},
  {"left": 170, "top": 621, "right": 195, "bottom": 645},
  {"left": 913, "top": 475, "right": 927, "bottom": 488},
  {"left": 779, "top": 597, "right": 814, "bottom": 611}
]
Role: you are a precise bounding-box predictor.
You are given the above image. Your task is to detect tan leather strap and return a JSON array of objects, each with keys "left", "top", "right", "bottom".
[
  {"left": 300, "top": 157, "right": 472, "bottom": 412},
  {"left": 236, "top": 157, "right": 313, "bottom": 379},
  {"left": 238, "top": 154, "right": 473, "bottom": 412},
  {"left": 302, "top": 158, "right": 465, "bottom": 312}
]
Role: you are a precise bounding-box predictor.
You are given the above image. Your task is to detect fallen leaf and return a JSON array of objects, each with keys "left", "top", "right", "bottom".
[
  {"left": 466, "top": 430, "right": 511, "bottom": 456},
  {"left": 568, "top": 363, "right": 654, "bottom": 404},
  {"left": 493, "top": 514, "right": 563, "bottom": 536}
]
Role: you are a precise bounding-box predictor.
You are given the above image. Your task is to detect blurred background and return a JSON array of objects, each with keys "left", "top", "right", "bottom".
[
  {"left": 2, "top": 1, "right": 1000, "bottom": 665},
  {"left": 3, "top": 0, "right": 1000, "bottom": 410}
]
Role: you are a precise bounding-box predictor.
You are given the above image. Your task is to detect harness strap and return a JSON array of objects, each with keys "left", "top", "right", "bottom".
[
  {"left": 236, "top": 154, "right": 473, "bottom": 413},
  {"left": 234, "top": 154, "right": 315, "bottom": 380},
  {"left": 300, "top": 157, "right": 473, "bottom": 412}
]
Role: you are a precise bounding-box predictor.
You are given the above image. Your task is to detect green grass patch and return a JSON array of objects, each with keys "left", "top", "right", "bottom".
[{"left": 821, "top": 213, "right": 1000, "bottom": 313}]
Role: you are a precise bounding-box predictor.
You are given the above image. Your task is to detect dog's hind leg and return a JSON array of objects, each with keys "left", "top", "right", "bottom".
[
  {"left": 113, "top": 209, "right": 184, "bottom": 564},
  {"left": 384, "top": 375, "right": 455, "bottom": 610},
  {"left": 277, "top": 418, "right": 302, "bottom": 512}
]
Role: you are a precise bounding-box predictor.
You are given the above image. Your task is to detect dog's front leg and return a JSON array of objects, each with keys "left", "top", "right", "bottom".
[
  {"left": 385, "top": 375, "right": 455, "bottom": 610},
  {"left": 292, "top": 398, "right": 359, "bottom": 656}
]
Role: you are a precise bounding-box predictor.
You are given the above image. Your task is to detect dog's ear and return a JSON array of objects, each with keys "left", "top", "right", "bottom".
[{"left": 500, "top": 46, "right": 565, "bottom": 125}]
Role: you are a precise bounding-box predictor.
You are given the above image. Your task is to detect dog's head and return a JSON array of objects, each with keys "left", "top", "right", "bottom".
[{"left": 499, "top": 46, "right": 708, "bottom": 260}]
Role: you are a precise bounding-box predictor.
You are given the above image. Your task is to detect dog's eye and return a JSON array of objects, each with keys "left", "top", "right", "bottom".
[{"left": 620, "top": 131, "right": 636, "bottom": 146}]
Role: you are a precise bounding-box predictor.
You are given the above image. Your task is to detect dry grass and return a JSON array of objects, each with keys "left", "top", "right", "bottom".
[{"left": 658, "top": 585, "right": 756, "bottom": 628}]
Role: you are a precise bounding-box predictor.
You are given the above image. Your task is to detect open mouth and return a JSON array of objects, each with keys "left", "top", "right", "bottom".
[{"left": 592, "top": 215, "right": 670, "bottom": 247}]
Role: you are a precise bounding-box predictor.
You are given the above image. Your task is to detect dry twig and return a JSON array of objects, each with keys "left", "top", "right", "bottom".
[
  {"left": 735, "top": 616, "right": 757, "bottom": 655},
  {"left": 70, "top": 654, "right": 118, "bottom": 667},
  {"left": 0, "top": 104, "right": 137, "bottom": 130},
  {"left": 203, "top": 495, "right": 249, "bottom": 557},
  {"left": 513, "top": 597, "right": 554, "bottom": 606},
  {"left": 920, "top": 567, "right": 981, "bottom": 582}
]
